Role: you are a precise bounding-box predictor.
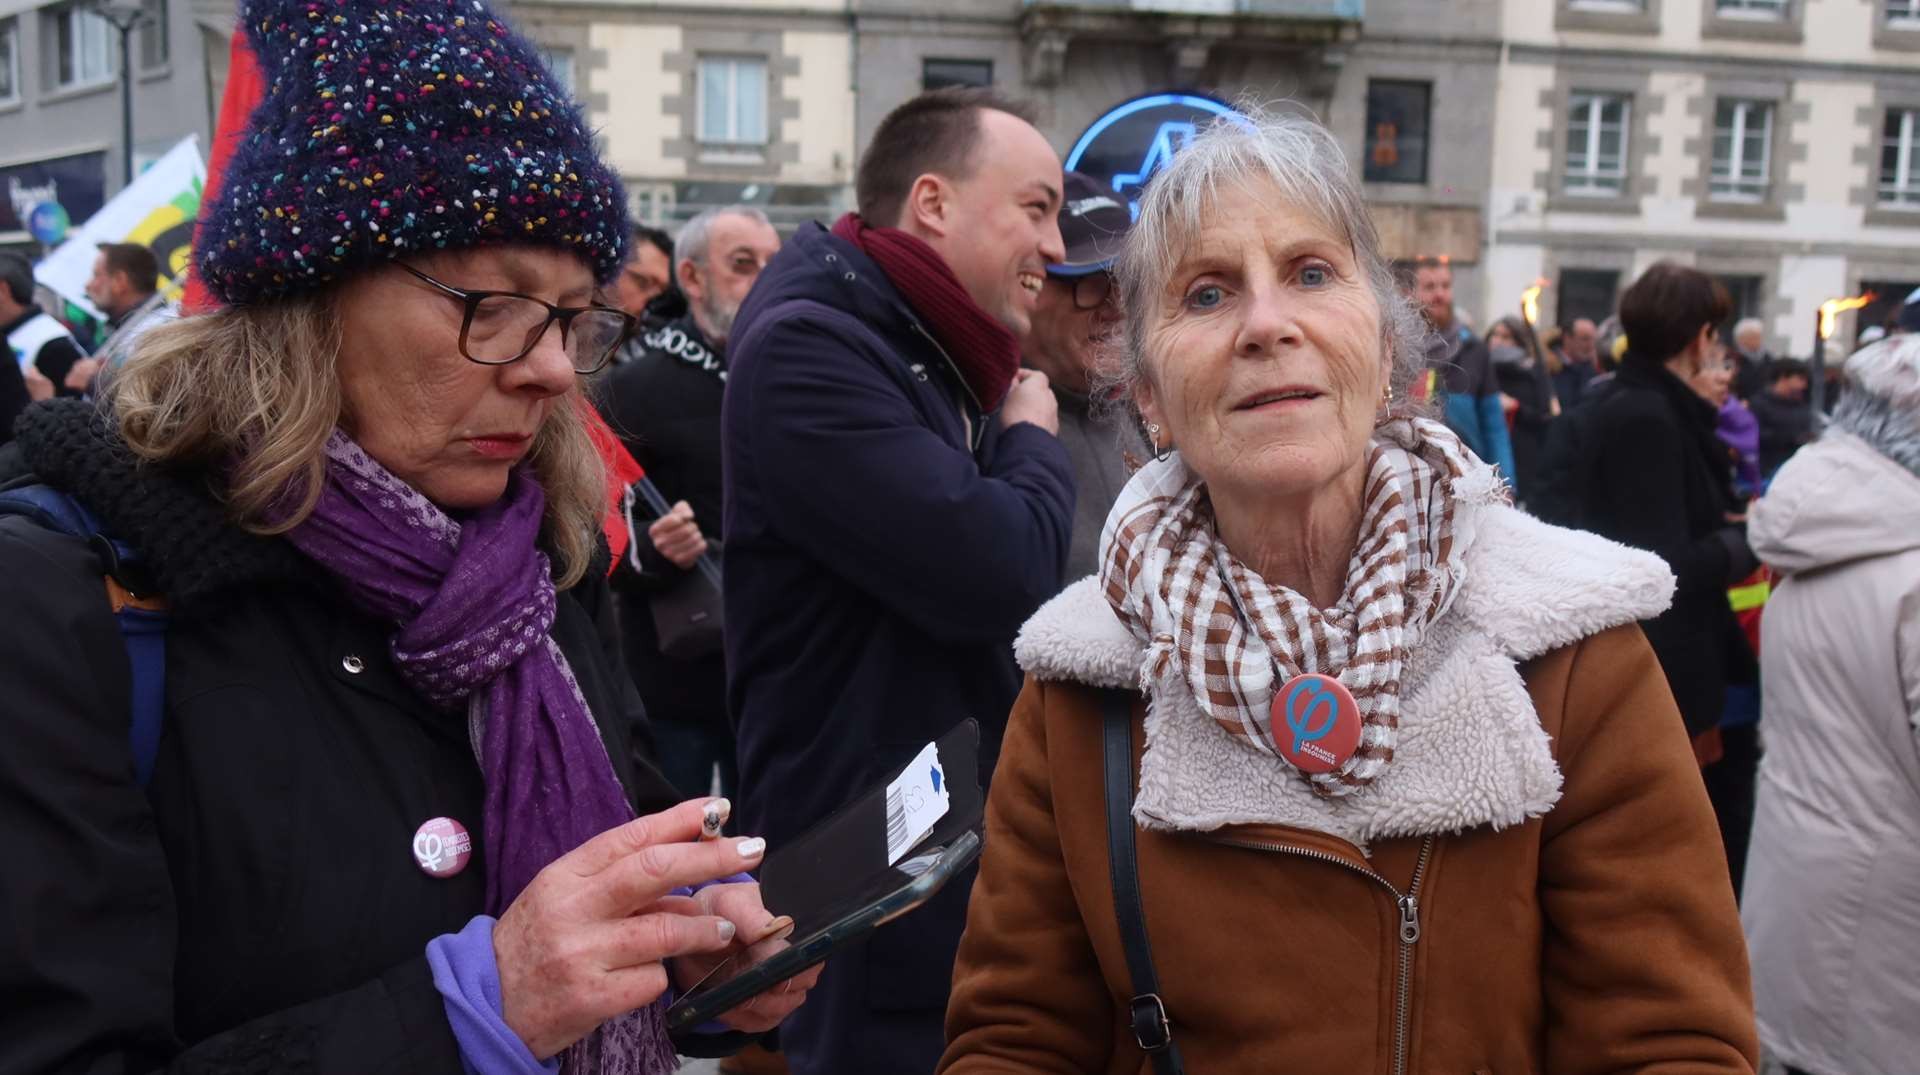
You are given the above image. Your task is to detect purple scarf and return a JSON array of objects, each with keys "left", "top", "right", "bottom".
[{"left": 284, "top": 432, "right": 677, "bottom": 1075}]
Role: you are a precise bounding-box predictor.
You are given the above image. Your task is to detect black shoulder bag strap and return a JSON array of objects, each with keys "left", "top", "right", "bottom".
[{"left": 1101, "top": 688, "right": 1185, "bottom": 1075}]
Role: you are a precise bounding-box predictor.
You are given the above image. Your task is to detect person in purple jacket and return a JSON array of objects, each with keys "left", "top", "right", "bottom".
[
  {"left": 1691, "top": 341, "right": 1764, "bottom": 496},
  {"left": 721, "top": 88, "right": 1076, "bottom": 1073}
]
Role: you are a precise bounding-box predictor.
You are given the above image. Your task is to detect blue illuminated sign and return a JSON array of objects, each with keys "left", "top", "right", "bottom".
[{"left": 1064, "top": 93, "right": 1250, "bottom": 219}]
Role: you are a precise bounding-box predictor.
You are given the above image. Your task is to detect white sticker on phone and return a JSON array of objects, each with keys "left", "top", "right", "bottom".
[{"left": 884, "top": 740, "right": 950, "bottom": 866}]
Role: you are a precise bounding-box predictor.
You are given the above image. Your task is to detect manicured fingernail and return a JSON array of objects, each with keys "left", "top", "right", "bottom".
[
  {"left": 717, "top": 920, "right": 736, "bottom": 943},
  {"left": 755, "top": 915, "right": 795, "bottom": 944},
  {"left": 735, "top": 836, "right": 766, "bottom": 859},
  {"left": 701, "top": 799, "right": 729, "bottom": 839}
]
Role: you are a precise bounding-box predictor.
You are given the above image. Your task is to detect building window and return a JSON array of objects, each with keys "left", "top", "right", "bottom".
[
  {"left": 1882, "top": 108, "right": 1920, "bottom": 209},
  {"left": 1713, "top": 273, "right": 1764, "bottom": 338},
  {"left": 1716, "top": 0, "right": 1786, "bottom": 15},
  {"left": 923, "top": 58, "right": 991, "bottom": 91},
  {"left": 1710, "top": 99, "right": 1773, "bottom": 202},
  {"left": 0, "top": 19, "right": 17, "bottom": 105},
  {"left": 50, "top": 4, "right": 115, "bottom": 90},
  {"left": 697, "top": 56, "right": 767, "bottom": 146},
  {"left": 539, "top": 48, "right": 576, "bottom": 97},
  {"left": 1565, "top": 92, "right": 1631, "bottom": 196},
  {"left": 1889, "top": 0, "right": 1920, "bottom": 27},
  {"left": 1363, "top": 80, "right": 1431, "bottom": 185},
  {"left": 1570, "top": 0, "right": 1645, "bottom": 10},
  {"left": 137, "top": 0, "right": 167, "bottom": 70},
  {"left": 1558, "top": 269, "right": 1622, "bottom": 326}
]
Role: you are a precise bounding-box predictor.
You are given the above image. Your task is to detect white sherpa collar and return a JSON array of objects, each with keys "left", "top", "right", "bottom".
[{"left": 1015, "top": 504, "right": 1674, "bottom": 845}]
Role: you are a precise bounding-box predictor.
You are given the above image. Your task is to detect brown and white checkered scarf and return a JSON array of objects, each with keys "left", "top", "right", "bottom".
[{"left": 1099, "top": 417, "right": 1485, "bottom": 798}]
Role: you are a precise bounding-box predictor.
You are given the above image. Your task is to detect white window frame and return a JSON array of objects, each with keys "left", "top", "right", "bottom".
[
  {"left": 51, "top": 4, "right": 115, "bottom": 91},
  {"left": 1889, "top": 0, "right": 1920, "bottom": 27},
  {"left": 1570, "top": 0, "right": 1646, "bottom": 11},
  {"left": 1716, "top": 0, "right": 1786, "bottom": 18},
  {"left": 1881, "top": 108, "right": 1920, "bottom": 209},
  {"left": 0, "top": 18, "right": 18, "bottom": 106},
  {"left": 1565, "top": 92, "right": 1631, "bottom": 197},
  {"left": 695, "top": 56, "right": 768, "bottom": 148},
  {"left": 1709, "top": 99, "right": 1774, "bottom": 203},
  {"left": 136, "top": 0, "right": 167, "bottom": 72}
]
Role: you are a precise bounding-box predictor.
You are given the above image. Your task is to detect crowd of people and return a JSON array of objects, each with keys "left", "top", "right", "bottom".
[{"left": 3, "top": 1, "right": 1918, "bottom": 1074}]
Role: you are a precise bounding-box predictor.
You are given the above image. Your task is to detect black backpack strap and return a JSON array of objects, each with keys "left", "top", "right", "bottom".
[{"left": 1101, "top": 689, "right": 1184, "bottom": 1075}]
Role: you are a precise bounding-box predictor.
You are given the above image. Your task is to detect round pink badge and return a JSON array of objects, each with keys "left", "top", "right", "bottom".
[
  {"left": 1268, "top": 673, "right": 1364, "bottom": 775},
  {"left": 412, "top": 817, "right": 474, "bottom": 879}
]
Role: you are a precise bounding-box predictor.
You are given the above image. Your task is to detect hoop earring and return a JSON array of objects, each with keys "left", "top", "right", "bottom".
[{"left": 1146, "top": 423, "right": 1174, "bottom": 463}]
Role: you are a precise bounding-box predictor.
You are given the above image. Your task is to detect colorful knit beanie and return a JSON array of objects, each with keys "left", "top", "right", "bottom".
[{"left": 196, "top": 0, "right": 629, "bottom": 306}]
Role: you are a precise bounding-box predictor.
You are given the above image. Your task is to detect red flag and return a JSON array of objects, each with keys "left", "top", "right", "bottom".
[
  {"left": 182, "top": 28, "right": 266, "bottom": 314},
  {"left": 579, "top": 397, "right": 645, "bottom": 571}
]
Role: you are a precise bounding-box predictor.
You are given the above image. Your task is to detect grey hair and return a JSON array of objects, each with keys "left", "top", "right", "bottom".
[
  {"left": 673, "top": 205, "right": 773, "bottom": 271},
  {"left": 1098, "top": 103, "right": 1429, "bottom": 416},
  {"left": 1733, "top": 317, "right": 1765, "bottom": 342}
]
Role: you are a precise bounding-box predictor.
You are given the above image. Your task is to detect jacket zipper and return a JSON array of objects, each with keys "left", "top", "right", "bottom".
[
  {"left": 1205, "top": 832, "right": 1435, "bottom": 1075},
  {"left": 908, "top": 322, "right": 989, "bottom": 453}
]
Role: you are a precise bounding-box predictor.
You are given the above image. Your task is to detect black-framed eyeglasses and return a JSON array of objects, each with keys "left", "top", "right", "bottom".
[
  {"left": 398, "top": 262, "right": 635, "bottom": 375},
  {"left": 1049, "top": 270, "right": 1115, "bottom": 311}
]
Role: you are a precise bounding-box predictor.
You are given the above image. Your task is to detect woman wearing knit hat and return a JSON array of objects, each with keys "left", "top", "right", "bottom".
[{"left": 0, "top": 1, "right": 813, "bottom": 1072}]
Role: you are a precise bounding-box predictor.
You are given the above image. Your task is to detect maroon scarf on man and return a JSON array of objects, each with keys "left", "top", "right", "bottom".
[{"left": 831, "top": 213, "right": 1020, "bottom": 412}]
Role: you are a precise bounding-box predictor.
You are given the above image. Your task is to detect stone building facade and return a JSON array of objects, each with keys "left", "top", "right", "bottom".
[{"left": 1486, "top": 0, "right": 1920, "bottom": 355}]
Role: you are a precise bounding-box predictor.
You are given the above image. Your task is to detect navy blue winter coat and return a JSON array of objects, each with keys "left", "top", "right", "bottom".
[{"left": 721, "top": 223, "right": 1075, "bottom": 1074}]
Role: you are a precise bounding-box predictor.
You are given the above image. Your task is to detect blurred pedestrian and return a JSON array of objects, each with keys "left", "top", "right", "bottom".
[
  {"left": 1537, "top": 262, "right": 1757, "bottom": 742},
  {"left": 941, "top": 109, "right": 1756, "bottom": 1075},
  {"left": 1021, "top": 171, "right": 1145, "bottom": 584},
  {"left": 722, "top": 87, "right": 1074, "bottom": 1073},
  {"left": 1691, "top": 342, "right": 1763, "bottom": 496},
  {"left": 1750, "top": 358, "right": 1814, "bottom": 478},
  {"left": 1409, "top": 258, "right": 1518, "bottom": 483},
  {"left": 1553, "top": 316, "right": 1600, "bottom": 403},
  {"left": 1486, "top": 314, "right": 1559, "bottom": 506},
  {"left": 602, "top": 205, "right": 780, "bottom": 801},
  {"left": 1742, "top": 335, "right": 1920, "bottom": 1075},
  {"left": 1, "top": 252, "right": 85, "bottom": 403},
  {"left": 1730, "top": 318, "right": 1773, "bottom": 401},
  {"left": 0, "top": 2, "right": 815, "bottom": 1070},
  {"left": 613, "top": 224, "right": 676, "bottom": 322},
  {"left": 63, "top": 242, "right": 173, "bottom": 394}
]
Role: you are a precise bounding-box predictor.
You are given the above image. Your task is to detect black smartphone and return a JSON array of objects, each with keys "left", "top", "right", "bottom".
[{"left": 663, "top": 830, "right": 982, "bottom": 1032}]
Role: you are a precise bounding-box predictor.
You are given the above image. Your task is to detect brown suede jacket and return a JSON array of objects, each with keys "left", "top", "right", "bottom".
[{"left": 940, "top": 508, "right": 1759, "bottom": 1075}]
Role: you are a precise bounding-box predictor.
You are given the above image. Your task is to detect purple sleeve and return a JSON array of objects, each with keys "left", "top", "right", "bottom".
[{"left": 426, "top": 916, "right": 561, "bottom": 1075}]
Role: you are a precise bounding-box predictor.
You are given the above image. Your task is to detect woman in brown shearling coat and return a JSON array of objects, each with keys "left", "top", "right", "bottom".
[{"left": 938, "top": 110, "right": 1756, "bottom": 1075}]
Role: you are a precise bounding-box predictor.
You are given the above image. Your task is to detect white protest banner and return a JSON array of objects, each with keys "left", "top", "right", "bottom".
[{"left": 33, "top": 135, "right": 205, "bottom": 319}]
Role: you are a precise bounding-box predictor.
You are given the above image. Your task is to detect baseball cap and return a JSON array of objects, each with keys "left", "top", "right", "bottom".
[{"left": 1050, "top": 171, "right": 1132, "bottom": 278}]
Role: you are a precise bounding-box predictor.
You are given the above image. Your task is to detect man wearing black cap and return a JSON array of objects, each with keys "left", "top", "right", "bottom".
[{"left": 1022, "top": 172, "right": 1147, "bottom": 584}]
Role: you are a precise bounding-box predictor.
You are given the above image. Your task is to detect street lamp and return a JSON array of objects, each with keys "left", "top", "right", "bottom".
[{"left": 84, "top": 0, "right": 148, "bottom": 188}]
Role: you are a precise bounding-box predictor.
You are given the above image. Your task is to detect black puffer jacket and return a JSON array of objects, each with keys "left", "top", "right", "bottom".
[{"left": 0, "top": 400, "right": 685, "bottom": 1074}]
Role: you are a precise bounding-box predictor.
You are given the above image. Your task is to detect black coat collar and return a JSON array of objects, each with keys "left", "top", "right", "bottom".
[{"left": 7, "top": 399, "right": 320, "bottom": 609}]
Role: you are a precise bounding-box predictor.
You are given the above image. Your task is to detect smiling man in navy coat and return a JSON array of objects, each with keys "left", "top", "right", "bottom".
[{"left": 720, "top": 88, "right": 1075, "bottom": 1073}]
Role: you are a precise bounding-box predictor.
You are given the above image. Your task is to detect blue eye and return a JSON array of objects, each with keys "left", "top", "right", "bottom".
[
  {"left": 1186, "top": 285, "right": 1224, "bottom": 309},
  {"left": 1300, "top": 265, "right": 1331, "bottom": 287}
]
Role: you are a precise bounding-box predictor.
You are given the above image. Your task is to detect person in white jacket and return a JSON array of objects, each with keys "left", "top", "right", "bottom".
[{"left": 1742, "top": 333, "right": 1920, "bottom": 1075}]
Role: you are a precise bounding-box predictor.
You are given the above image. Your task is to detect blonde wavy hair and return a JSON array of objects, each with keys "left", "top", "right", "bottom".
[{"left": 107, "top": 293, "right": 607, "bottom": 589}]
